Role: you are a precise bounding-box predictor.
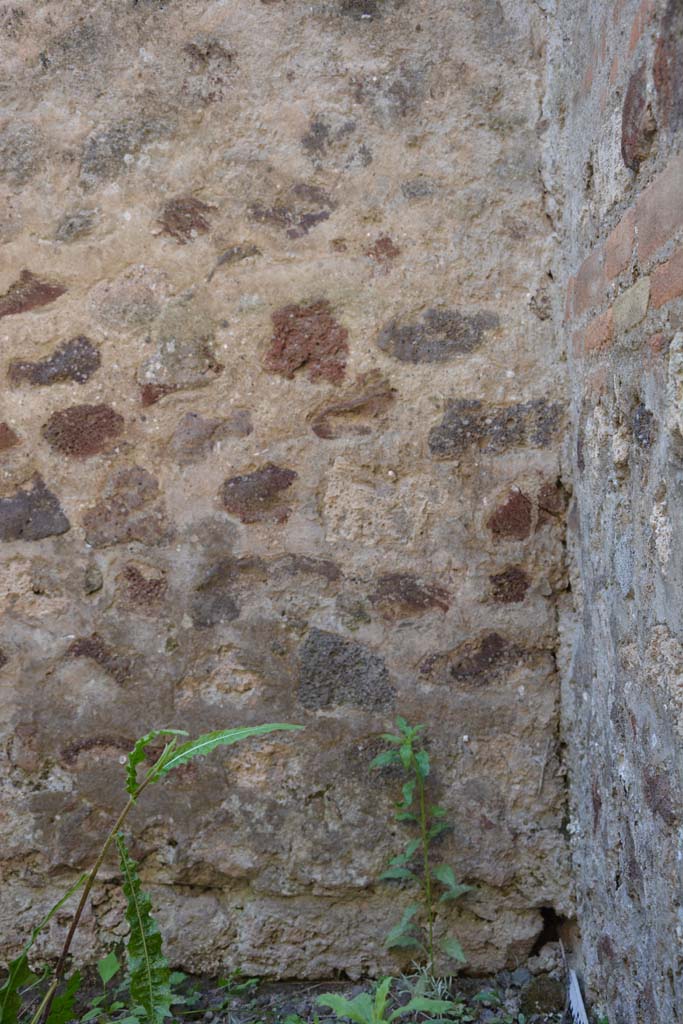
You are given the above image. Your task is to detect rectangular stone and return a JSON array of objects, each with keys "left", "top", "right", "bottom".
[
  {"left": 573, "top": 247, "right": 606, "bottom": 318},
  {"left": 651, "top": 247, "right": 683, "bottom": 308},
  {"left": 605, "top": 208, "right": 635, "bottom": 280},
  {"left": 582, "top": 307, "right": 614, "bottom": 355},
  {"left": 613, "top": 277, "right": 650, "bottom": 333},
  {"left": 637, "top": 154, "right": 683, "bottom": 261}
]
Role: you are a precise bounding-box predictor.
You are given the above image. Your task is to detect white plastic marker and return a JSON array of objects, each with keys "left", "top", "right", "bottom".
[{"left": 568, "top": 969, "right": 590, "bottom": 1024}]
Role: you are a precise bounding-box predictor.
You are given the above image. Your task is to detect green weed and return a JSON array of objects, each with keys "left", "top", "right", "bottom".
[
  {"left": 372, "top": 718, "right": 473, "bottom": 972},
  {"left": 0, "top": 723, "right": 302, "bottom": 1024}
]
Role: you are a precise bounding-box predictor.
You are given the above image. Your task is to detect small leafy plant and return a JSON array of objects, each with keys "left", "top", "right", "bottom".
[
  {"left": 371, "top": 718, "right": 473, "bottom": 973},
  {"left": 0, "top": 723, "right": 302, "bottom": 1024},
  {"left": 317, "top": 976, "right": 457, "bottom": 1024}
]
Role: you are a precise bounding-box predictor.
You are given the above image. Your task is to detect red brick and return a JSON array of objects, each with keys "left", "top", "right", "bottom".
[
  {"left": 583, "top": 307, "right": 614, "bottom": 356},
  {"left": 636, "top": 154, "right": 683, "bottom": 261},
  {"left": 573, "top": 247, "right": 606, "bottom": 317},
  {"left": 651, "top": 246, "right": 683, "bottom": 307},
  {"left": 605, "top": 209, "right": 635, "bottom": 279}
]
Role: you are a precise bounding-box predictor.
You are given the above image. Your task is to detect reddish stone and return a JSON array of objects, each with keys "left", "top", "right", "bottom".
[
  {"left": 119, "top": 563, "right": 167, "bottom": 606},
  {"left": 42, "top": 404, "right": 124, "bottom": 458},
  {"left": 489, "top": 566, "right": 530, "bottom": 604},
  {"left": 651, "top": 246, "right": 683, "bottom": 308},
  {"left": 82, "top": 466, "right": 175, "bottom": 548},
  {"left": 365, "top": 234, "right": 401, "bottom": 267},
  {"left": 158, "top": 196, "right": 214, "bottom": 243},
  {"left": 0, "top": 423, "right": 20, "bottom": 451},
  {"left": 582, "top": 308, "right": 614, "bottom": 356},
  {"left": 0, "top": 270, "right": 66, "bottom": 319},
  {"left": 605, "top": 209, "right": 635, "bottom": 280},
  {"left": 421, "top": 632, "right": 522, "bottom": 686},
  {"left": 140, "top": 383, "right": 178, "bottom": 406},
  {"left": 621, "top": 63, "right": 656, "bottom": 171},
  {"left": 487, "top": 490, "right": 533, "bottom": 541},
  {"left": 369, "top": 573, "right": 450, "bottom": 618},
  {"left": 220, "top": 463, "right": 297, "bottom": 524},
  {"left": 264, "top": 300, "right": 349, "bottom": 384},
  {"left": 67, "top": 634, "right": 133, "bottom": 684},
  {"left": 636, "top": 154, "right": 683, "bottom": 261}
]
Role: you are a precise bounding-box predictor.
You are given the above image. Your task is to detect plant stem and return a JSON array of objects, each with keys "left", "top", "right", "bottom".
[
  {"left": 415, "top": 757, "right": 434, "bottom": 973},
  {"left": 40, "top": 776, "right": 153, "bottom": 1024}
]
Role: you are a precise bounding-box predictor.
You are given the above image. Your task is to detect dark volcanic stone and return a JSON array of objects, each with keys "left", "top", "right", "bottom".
[
  {"left": 428, "top": 398, "right": 563, "bottom": 458},
  {"left": 377, "top": 307, "right": 498, "bottom": 363},
  {"left": 82, "top": 466, "right": 175, "bottom": 548},
  {"left": 487, "top": 491, "right": 533, "bottom": 540},
  {"left": 370, "top": 572, "right": 450, "bottom": 618},
  {"left": 519, "top": 975, "right": 565, "bottom": 1016},
  {"left": 489, "top": 566, "right": 530, "bottom": 603},
  {"left": 159, "top": 196, "right": 214, "bottom": 243},
  {"left": 298, "top": 628, "right": 394, "bottom": 710},
  {"left": 9, "top": 336, "right": 101, "bottom": 386},
  {"left": 0, "top": 423, "right": 20, "bottom": 451},
  {"left": 0, "top": 475, "right": 70, "bottom": 541}
]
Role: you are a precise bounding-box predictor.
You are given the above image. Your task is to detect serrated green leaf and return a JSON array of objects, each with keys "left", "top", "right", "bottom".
[
  {"left": 370, "top": 750, "right": 400, "bottom": 769},
  {"left": 428, "top": 821, "right": 451, "bottom": 840},
  {"left": 126, "top": 730, "right": 187, "bottom": 798},
  {"left": 153, "top": 724, "right": 303, "bottom": 781},
  {"left": 97, "top": 952, "right": 120, "bottom": 987},
  {"left": 394, "top": 811, "right": 418, "bottom": 823},
  {"left": 439, "top": 884, "right": 474, "bottom": 903},
  {"left": 414, "top": 750, "right": 430, "bottom": 778},
  {"left": 440, "top": 936, "right": 467, "bottom": 964},
  {"left": 395, "top": 716, "right": 410, "bottom": 733},
  {"left": 402, "top": 837, "right": 421, "bottom": 860},
  {"left": 0, "top": 874, "right": 85, "bottom": 1024},
  {"left": 117, "top": 834, "right": 173, "bottom": 1024},
  {"left": 389, "top": 997, "right": 456, "bottom": 1022},
  {"left": 379, "top": 867, "right": 416, "bottom": 882},
  {"left": 399, "top": 743, "right": 412, "bottom": 770},
  {"left": 400, "top": 781, "right": 415, "bottom": 807},
  {"left": 384, "top": 904, "right": 420, "bottom": 947},
  {"left": 432, "top": 864, "right": 456, "bottom": 889},
  {"left": 316, "top": 991, "right": 373, "bottom": 1024},
  {"left": 46, "top": 971, "right": 81, "bottom": 1024},
  {"left": 380, "top": 733, "right": 402, "bottom": 745},
  {"left": 430, "top": 805, "right": 447, "bottom": 818}
]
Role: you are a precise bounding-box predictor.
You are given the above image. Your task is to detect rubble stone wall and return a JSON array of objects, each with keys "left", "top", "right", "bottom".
[
  {"left": 547, "top": 0, "right": 683, "bottom": 1019},
  {"left": 0, "top": 0, "right": 571, "bottom": 979}
]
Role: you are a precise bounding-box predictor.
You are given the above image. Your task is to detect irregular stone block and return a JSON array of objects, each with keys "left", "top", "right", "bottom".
[
  {"left": 66, "top": 634, "right": 133, "bottom": 684},
  {"left": 137, "top": 299, "right": 222, "bottom": 398},
  {"left": 0, "top": 475, "right": 70, "bottom": 541},
  {"left": 489, "top": 566, "right": 530, "bottom": 603},
  {"left": 428, "top": 398, "right": 563, "bottom": 458},
  {"left": 621, "top": 62, "right": 656, "bottom": 171},
  {"left": 613, "top": 277, "right": 650, "bottom": 334},
  {"left": 8, "top": 336, "right": 100, "bottom": 386},
  {"left": 220, "top": 463, "right": 297, "bottom": 524},
  {"left": 82, "top": 466, "right": 174, "bottom": 547},
  {"left": 378, "top": 307, "right": 499, "bottom": 363},
  {"left": 264, "top": 300, "right": 348, "bottom": 384},
  {"left": 88, "top": 265, "right": 170, "bottom": 329},
  {"left": 158, "top": 196, "right": 214, "bottom": 243},
  {"left": 208, "top": 244, "right": 261, "bottom": 281},
  {"left": 369, "top": 572, "right": 450, "bottom": 618},
  {"left": 192, "top": 560, "right": 243, "bottom": 627},
  {"left": 55, "top": 208, "right": 97, "bottom": 242},
  {"left": 249, "top": 183, "right": 336, "bottom": 239},
  {"left": 420, "top": 632, "right": 523, "bottom": 686},
  {"left": 298, "top": 628, "right": 394, "bottom": 709},
  {"left": 308, "top": 372, "right": 395, "bottom": 438},
  {"left": 655, "top": 0, "right": 683, "bottom": 134},
  {"left": 79, "top": 117, "right": 172, "bottom": 187},
  {"left": 42, "top": 404, "right": 124, "bottom": 458},
  {"left": 118, "top": 562, "right": 167, "bottom": 608},
  {"left": 0, "top": 423, "right": 20, "bottom": 451},
  {"left": 0, "top": 270, "right": 66, "bottom": 319},
  {"left": 487, "top": 490, "right": 533, "bottom": 540},
  {"left": 168, "top": 410, "right": 252, "bottom": 464}
]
